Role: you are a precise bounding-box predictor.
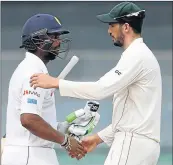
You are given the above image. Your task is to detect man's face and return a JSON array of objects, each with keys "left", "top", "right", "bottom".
[
  {"left": 48, "top": 34, "right": 61, "bottom": 50},
  {"left": 108, "top": 23, "right": 125, "bottom": 47},
  {"left": 40, "top": 33, "right": 61, "bottom": 61},
  {"left": 40, "top": 33, "right": 70, "bottom": 61}
]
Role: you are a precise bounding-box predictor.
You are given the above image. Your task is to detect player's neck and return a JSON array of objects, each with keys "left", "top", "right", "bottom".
[
  {"left": 41, "top": 58, "right": 49, "bottom": 65},
  {"left": 123, "top": 34, "right": 141, "bottom": 50},
  {"left": 35, "top": 53, "right": 49, "bottom": 65}
]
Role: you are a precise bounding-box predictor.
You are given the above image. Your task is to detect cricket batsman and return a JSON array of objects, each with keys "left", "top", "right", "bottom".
[
  {"left": 1, "top": 101, "right": 100, "bottom": 160},
  {"left": 30, "top": 2, "right": 162, "bottom": 165},
  {"left": 1, "top": 13, "right": 101, "bottom": 165}
]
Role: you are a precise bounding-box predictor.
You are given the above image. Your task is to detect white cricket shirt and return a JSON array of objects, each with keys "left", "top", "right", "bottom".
[
  {"left": 59, "top": 38, "right": 162, "bottom": 145},
  {"left": 5, "top": 52, "right": 57, "bottom": 148}
]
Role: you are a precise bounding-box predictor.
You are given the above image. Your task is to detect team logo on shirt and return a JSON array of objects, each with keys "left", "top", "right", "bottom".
[
  {"left": 23, "top": 90, "right": 40, "bottom": 97},
  {"left": 115, "top": 70, "right": 122, "bottom": 75},
  {"left": 27, "top": 98, "right": 37, "bottom": 104}
]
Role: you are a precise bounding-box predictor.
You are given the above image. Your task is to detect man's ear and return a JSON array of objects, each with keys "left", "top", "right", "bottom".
[{"left": 123, "top": 23, "right": 131, "bottom": 33}]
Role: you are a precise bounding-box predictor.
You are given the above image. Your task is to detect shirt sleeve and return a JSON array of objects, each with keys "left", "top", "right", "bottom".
[
  {"left": 97, "top": 124, "right": 115, "bottom": 147},
  {"left": 59, "top": 54, "right": 143, "bottom": 100},
  {"left": 20, "top": 78, "right": 46, "bottom": 116}
]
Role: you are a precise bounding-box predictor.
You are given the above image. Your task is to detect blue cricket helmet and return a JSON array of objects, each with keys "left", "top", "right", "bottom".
[{"left": 20, "top": 14, "right": 71, "bottom": 59}]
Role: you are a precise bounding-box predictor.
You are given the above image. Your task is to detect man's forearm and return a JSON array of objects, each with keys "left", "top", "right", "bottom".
[
  {"left": 59, "top": 79, "right": 108, "bottom": 100},
  {"left": 95, "top": 133, "right": 104, "bottom": 145},
  {"left": 21, "top": 114, "right": 65, "bottom": 145}
]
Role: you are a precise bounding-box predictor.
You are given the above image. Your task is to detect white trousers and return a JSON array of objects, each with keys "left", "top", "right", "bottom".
[
  {"left": 104, "top": 132, "right": 160, "bottom": 165},
  {"left": 1, "top": 145, "right": 59, "bottom": 165}
]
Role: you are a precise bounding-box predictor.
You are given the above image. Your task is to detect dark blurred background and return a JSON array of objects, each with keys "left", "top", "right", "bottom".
[{"left": 1, "top": 2, "right": 172, "bottom": 165}]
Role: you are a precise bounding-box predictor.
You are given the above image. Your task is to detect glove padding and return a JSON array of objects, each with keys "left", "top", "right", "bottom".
[
  {"left": 67, "top": 101, "right": 100, "bottom": 140},
  {"left": 57, "top": 101, "right": 100, "bottom": 141}
]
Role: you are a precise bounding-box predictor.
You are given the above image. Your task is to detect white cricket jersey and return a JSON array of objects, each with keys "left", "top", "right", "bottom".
[
  {"left": 5, "top": 52, "right": 57, "bottom": 148},
  {"left": 59, "top": 38, "right": 162, "bottom": 144}
]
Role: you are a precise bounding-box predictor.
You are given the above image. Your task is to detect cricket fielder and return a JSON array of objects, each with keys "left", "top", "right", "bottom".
[
  {"left": 30, "top": 2, "right": 162, "bottom": 165},
  {"left": 1, "top": 14, "right": 89, "bottom": 165}
]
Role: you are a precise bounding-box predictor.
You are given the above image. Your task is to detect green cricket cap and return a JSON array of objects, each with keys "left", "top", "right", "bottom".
[{"left": 97, "top": 2, "right": 145, "bottom": 23}]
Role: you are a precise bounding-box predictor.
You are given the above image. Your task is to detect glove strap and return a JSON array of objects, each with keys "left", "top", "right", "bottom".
[
  {"left": 61, "top": 134, "right": 72, "bottom": 151},
  {"left": 61, "top": 134, "right": 68, "bottom": 146},
  {"left": 69, "top": 133, "right": 81, "bottom": 141}
]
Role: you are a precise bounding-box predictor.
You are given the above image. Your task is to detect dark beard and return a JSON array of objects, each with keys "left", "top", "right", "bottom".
[
  {"left": 113, "top": 28, "right": 124, "bottom": 47},
  {"left": 41, "top": 42, "right": 58, "bottom": 61},
  {"left": 43, "top": 52, "right": 56, "bottom": 61},
  {"left": 114, "top": 40, "right": 123, "bottom": 47}
]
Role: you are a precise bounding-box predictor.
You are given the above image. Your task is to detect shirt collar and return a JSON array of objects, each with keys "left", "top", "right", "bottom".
[
  {"left": 25, "top": 52, "right": 48, "bottom": 73},
  {"left": 122, "top": 38, "right": 143, "bottom": 56}
]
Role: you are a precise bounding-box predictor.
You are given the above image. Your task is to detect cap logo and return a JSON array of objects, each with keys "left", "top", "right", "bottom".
[
  {"left": 125, "top": 10, "right": 145, "bottom": 17},
  {"left": 54, "top": 17, "right": 61, "bottom": 25},
  {"left": 114, "top": 10, "right": 145, "bottom": 20}
]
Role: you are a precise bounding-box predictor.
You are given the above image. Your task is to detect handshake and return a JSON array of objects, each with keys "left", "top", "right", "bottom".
[{"left": 57, "top": 101, "right": 100, "bottom": 160}]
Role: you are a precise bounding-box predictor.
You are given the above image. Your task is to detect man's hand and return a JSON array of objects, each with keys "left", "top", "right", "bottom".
[
  {"left": 68, "top": 134, "right": 103, "bottom": 160},
  {"left": 81, "top": 134, "right": 103, "bottom": 153},
  {"left": 62, "top": 136, "right": 87, "bottom": 160},
  {"left": 30, "top": 73, "right": 59, "bottom": 89}
]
